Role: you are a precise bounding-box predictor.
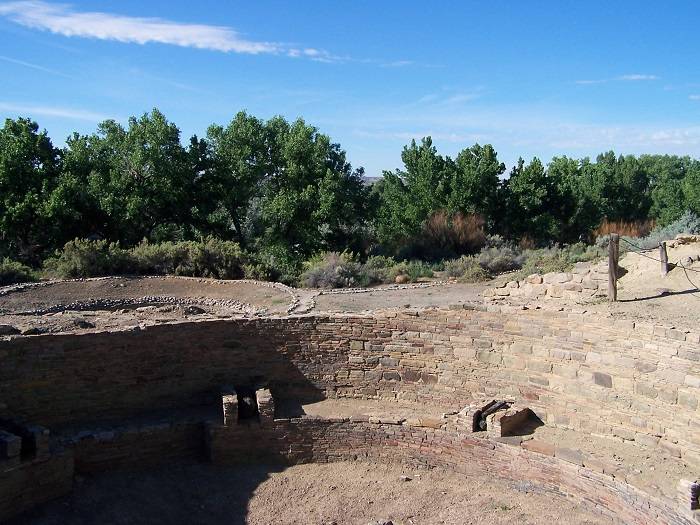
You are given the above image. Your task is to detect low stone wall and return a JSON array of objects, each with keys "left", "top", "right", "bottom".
[
  {"left": 484, "top": 260, "right": 609, "bottom": 301},
  {"left": 0, "top": 450, "right": 73, "bottom": 521},
  {"left": 66, "top": 420, "right": 206, "bottom": 474}
]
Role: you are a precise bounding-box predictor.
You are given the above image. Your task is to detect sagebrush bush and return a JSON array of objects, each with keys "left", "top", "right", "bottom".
[
  {"left": 183, "top": 238, "right": 245, "bottom": 279},
  {"left": 130, "top": 241, "right": 191, "bottom": 275},
  {"left": 443, "top": 255, "right": 491, "bottom": 282},
  {"left": 44, "top": 238, "right": 245, "bottom": 279},
  {"left": 300, "top": 252, "right": 363, "bottom": 288},
  {"left": 361, "top": 255, "right": 398, "bottom": 285},
  {"left": 390, "top": 260, "right": 434, "bottom": 282},
  {"left": 299, "top": 252, "right": 435, "bottom": 288},
  {"left": 477, "top": 246, "right": 525, "bottom": 274},
  {"left": 44, "top": 239, "right": 133, "bottom": 278},
  {"left": 0, "top": 258, "right": 37, "bottom": 286},
  {"left": 515, "top": 243, "right": 601, "bottom": 278}
]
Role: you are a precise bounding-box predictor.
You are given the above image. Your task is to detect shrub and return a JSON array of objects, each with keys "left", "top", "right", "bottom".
[
  {"left": 300, "top": 252, "right": 363, "bottom": 288},
  {"left": 185, "top": 238, "right": 245, "bottom": 279},
  {"left": 390, "top": 260, "right": 434, "bottom": 282},
  {"left": 131, "top": 241, "right": 190, "bottom": 275},
  {"left": 460, "top": 264, "right": 492, "bottom": 283},
  {"left": 360, "top": 255, "right": 398, "bottom": 285},
  {"left": 44, "top": 239, "right": 133, "bottom": 278},
  {"left": 443, "top": 255, "right": 491, "bottom": 282},
  {"left": 483, "top": 234, "right": 508, "bottom": 249},
  {"left": 420, "top": 211, "right": 486, "bottom": 256},
  {"left": 242, "top": 261, "right": 277, "bottom": 282},
  {"left": 515, "top": 243, "right": 601, "bottom": 278},
  {"left": 0, "top": 258, "right": 37, "bottom": 286},
  {"left": 477, "top": 246, "right": 525, "bottom": 274},
  {"left": 45, "top": 238, "right": 245, "bottom": 279},
  {"left": 248, "top": 244, "right": 303, "bottom": 285}
]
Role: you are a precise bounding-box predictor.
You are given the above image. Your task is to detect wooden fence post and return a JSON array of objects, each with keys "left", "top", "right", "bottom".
[
  {"left": 608, "top": 233, "right": 619, "bottom": 302},
  {"left": 660, "top": 241, "right": 668, "bottom": 277}
]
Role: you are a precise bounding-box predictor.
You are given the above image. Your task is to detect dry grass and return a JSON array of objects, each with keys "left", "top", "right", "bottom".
[
  {"left": 594, "top": 218, "right": 655, "bottom": 239},
  {"left": 421, "top": 211, "right": 486, "bottom": 255},
  {"left": 518, "top": 235, "right": 536, "bottom": 250}
]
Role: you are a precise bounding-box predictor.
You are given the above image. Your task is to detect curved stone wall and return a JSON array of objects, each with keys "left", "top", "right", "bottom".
[
  {"left": 207, "top": 416, "right": 696, "bottom": 525},
  {"left": 1, "top": 306, "right": 699, "bottom": 522},
  {"left": 1, "top": 308, "right": 698, "bottom": 463}
]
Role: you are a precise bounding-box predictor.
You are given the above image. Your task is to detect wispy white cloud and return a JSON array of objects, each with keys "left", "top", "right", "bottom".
[
  {"left": 0, "top": 1, "right": 354, "bottom": 62},
  {"left": 381, "top": 60, "right": 414, "bottom": 68},
  {"left": 618, "top": 74, "right": 659, "bottom": 81},
  {"left": 0, "top": 1, "right": 279, "bottom": 54},
  {"left": 0, "top": 102, "right": 108, "bottom": 121},
  {"left": 689, "top": 94, "right": 700, "bottom": 101},
  {"left": 0, "top": 54, "right": 71, "bottom": 77},
  {"left": 575, "top": 74, "right": 659, "bottom": 85},
  {"left": 575, "top": 79, "right": 607, "bottom": 85},
  {"left": 411, "top": 88, "right": 483, "bottom": 107},
  {"left": 344, "top": 104, "right": 700, "bottom": 159}
]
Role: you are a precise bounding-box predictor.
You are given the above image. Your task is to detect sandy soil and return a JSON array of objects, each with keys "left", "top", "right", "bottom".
[
  {"left": 14, "top": 461, "right": 610, "bottom": 525},
  {"left": 0, "top": 277, "right": 295, "bottom": 334},
  {"left": 0, "top": 278, "right": 491, "bottom": 335},
  {"left": 4, "top": 240, "right": 700, "bottom": 333},
  {"left": 277, "top": 398, "right": 453, "bottom": 420},
  {"left": 594, "top": 242, "right": 700, "bottom": 328},
  {"left": 287, "top": 399, "right": 692, "bottom": 498},
  {"left": 0, "top": 277, "right": 291, "bottom": 313}
]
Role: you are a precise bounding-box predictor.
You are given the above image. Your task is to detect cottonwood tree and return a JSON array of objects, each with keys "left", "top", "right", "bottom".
[
  {"left": 0, "top": 118, "right": 59, "bottom": 262},
  {"left": 375, "top": 138, "right": 504, "bottom": 250}
]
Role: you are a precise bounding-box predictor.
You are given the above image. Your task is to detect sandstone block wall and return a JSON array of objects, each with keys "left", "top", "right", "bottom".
[
  {"left": 483, "top": 260, "right": 609, "bottom": 301},
  {"left": 0, "top": 450, "right": 73, "bottom": 521},
  {"left": 1, "top": 308, "right": 699, "bottom": 468},
  {"left": 207, "top": 415, "right": 698, "bottom": 525},
  {"left": 1, "top": 307, "right": 700, "bottom": 522}
]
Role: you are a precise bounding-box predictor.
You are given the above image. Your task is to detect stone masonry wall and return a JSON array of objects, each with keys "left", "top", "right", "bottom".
[
  {"left": 207, "top": 416, "right": 698, "bottom": 525},
  {"left": 0, "top": 450, "right": 74, "bottom": 521},
  {"left": 1, "top": 307, "right": 699, "bottom": 468},
  {"left": 483, "top": 260, "right": 609, "bottom": 301}
]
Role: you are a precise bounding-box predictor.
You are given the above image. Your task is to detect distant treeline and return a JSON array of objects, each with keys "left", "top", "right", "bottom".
[{"left": 2, "top": 108, "right": 699, "bottom": 275}]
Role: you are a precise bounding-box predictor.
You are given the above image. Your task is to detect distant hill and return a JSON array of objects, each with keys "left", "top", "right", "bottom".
[{"left": 362, "top": 175, "right": 382, "bottom": 185}]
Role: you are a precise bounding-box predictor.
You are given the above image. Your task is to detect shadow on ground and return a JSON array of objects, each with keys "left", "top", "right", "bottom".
[
  {"left": 10, "top": 461, "right": 285, "bottom": 525},
  {"left": 618, "top": 287, "right": 700, "bottom": 302}
]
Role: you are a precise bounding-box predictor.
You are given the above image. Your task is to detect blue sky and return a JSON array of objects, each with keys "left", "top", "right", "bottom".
[{"left": 1, "top": 1, "right": 700, "bottom": 176}]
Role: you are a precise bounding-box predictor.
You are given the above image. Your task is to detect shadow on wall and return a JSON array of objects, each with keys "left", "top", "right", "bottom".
[
  {"left": 0, "top": 320, "right": 329, "bottom": 428},
  {"left": 7, "top": 461, "right": 286, "bottom": 525}
]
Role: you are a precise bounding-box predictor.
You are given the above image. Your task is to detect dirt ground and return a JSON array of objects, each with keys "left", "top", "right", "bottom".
[
  {"left": 281, "top": 398, "right": 692, "bottom": 499},
  {"left": 593, "top": 242, "right": 700, "bottom": 328},
  {"left": 4, "top": 239, "right": 700, "bottom": 332},
  {"left": 14, "top": 461, "right": 610, "bottom": 525},
  {"left": 0, "top": 278, "right": 489, "bottom": 335},
  {"left": 0, "top": 277, "right": 292, "bottom": 313},
  {"left": 0, "top": 277, "right": 294, "bottom": 334}
]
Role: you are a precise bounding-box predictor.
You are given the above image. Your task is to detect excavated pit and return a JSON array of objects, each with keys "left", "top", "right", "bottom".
[{"left": 1, "top": 278, "right": 700, "bottom": 524}]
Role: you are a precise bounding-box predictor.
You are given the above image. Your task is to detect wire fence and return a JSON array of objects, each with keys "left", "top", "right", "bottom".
[{"left": 618, "top": 236, "right": 700, "bottom": 293}]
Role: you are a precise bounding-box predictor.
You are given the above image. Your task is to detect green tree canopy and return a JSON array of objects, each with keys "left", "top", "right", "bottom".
[{"left": 0, "top": 118, "right": 59, "bottom": 262}]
